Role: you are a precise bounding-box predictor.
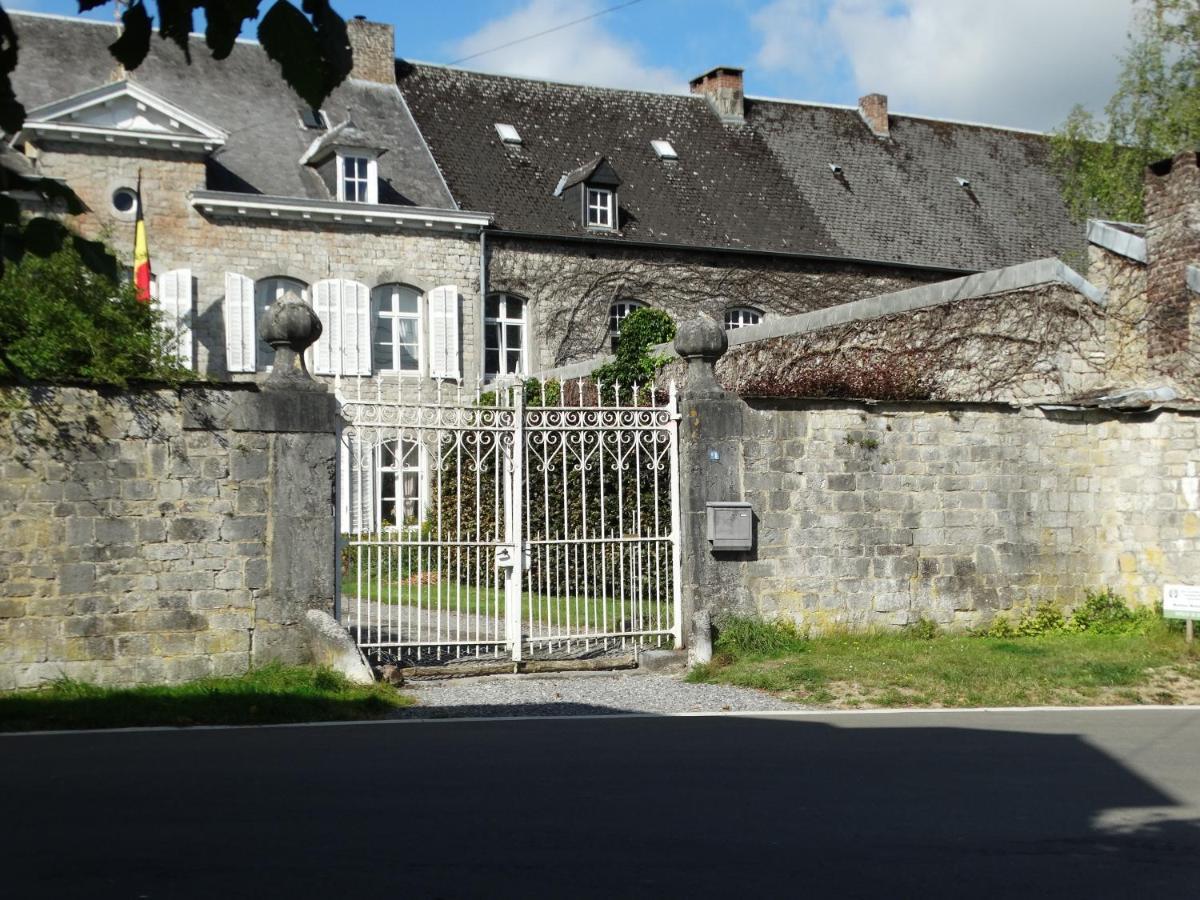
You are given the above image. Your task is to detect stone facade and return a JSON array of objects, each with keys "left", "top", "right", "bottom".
[
  {"left": 489, "top": 237, "right": 942, "bottom": 373},
  {"left": 0, "top": 383, "right": 337, "bottom": 689},
  {"left": 30, "top": 142, "right": 484, "bottom": 384},
  {"left": 677, "top": 388, "right": 1200, "bottom": 632}
]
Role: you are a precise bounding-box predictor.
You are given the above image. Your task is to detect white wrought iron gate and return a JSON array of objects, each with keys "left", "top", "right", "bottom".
[{"left": 338, "top": 378, "right": 682, "bottom": 664}]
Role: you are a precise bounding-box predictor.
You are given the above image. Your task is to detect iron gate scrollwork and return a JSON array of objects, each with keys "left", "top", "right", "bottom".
[{"left": 337, "top": 377, "right": 682, "bottom": 665}]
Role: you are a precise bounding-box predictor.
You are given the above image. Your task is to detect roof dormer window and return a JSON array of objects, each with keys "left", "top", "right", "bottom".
[
  {"left": 301, "top": 107, "right": 327, "bottom": 130},
  {"left": 337, "top": 152, "right": 377, "bottom": 204},
  {"left": 586, "top": 187, "right": 614, "bottom": 229},
  {"left": 554, "top": 156, "right": 621, "bottom": 233}
]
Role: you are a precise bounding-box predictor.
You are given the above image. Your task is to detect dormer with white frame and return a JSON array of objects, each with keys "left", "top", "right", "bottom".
[
  {"left": 16, "top": 80, "right": 227, "bottom": 155},
  {"left": 554, "top": 155, "right": 622, "bottom": 233},
  {"left": 299, "top": 118, "right": 383, "bottom": 205}
]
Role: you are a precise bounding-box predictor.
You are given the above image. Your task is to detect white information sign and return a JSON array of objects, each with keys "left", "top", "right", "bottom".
[{"left": 1163, "top": 584, "right": 1200, "bottom": 620}]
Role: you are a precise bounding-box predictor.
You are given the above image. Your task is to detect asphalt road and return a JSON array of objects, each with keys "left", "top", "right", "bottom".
[{"left": 3, "top": 707, "right": 1199, "bottom": 898}]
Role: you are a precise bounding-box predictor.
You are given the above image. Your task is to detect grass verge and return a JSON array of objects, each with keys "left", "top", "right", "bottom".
[
  {"left": 0, "top": 664, "right": 414, "bottom": 733},
  {"left": 687, "top": 616, "right": 1200, "bottom": 708}
]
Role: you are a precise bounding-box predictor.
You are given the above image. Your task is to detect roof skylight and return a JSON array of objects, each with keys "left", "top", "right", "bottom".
[
  {"left": 495, "top": 123, "right": 522, "bottom": 144},
  {"left": 651, "top": 139, "right": 677, "bottom": 160}
]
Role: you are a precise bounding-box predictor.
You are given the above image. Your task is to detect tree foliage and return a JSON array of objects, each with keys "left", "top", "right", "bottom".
[
  {"left": 1052, "top": 0, "right": 1200, "bottom": 222},
  {"left": 593, "top": 307, "right": 676, "bottom": 397},
  {"left": 0, "top": 245, "right": 189, "bottom": 385}
]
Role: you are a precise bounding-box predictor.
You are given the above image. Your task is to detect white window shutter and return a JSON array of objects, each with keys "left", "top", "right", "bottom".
[
  {"left": 156, "top": 268, "right": 194, "bottom": 369},
  {"left": 349, "top": 434, "right": 377, "bottom": 534},
  {"left": 311, "top": 279, "right": 337, "bottom": 375},
  {"left": 338, "top": 435, "right": 351, "bottom": 535},
  {"left": 340, "top": 280, "right": 372, "bottom": 376},
  {"left": 427, "top": 285, "right": 460, "bottom": 380},
  {"left": 224, "top": 272, "right": 255, "bottom": 373}
]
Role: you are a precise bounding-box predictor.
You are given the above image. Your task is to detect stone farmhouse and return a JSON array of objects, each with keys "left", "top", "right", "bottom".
[
  {"left": 13, "top": 10, "right": 1187, "bottom": 535},
  {"left": 10, "top": 11, "right": 1084, "bottom": 383},
  {"left": 8, "top": 13, "right": 1200, "bottom": 687}
]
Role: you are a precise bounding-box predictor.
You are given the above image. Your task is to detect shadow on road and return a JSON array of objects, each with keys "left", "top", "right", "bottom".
[{"left": 2, "top": 710, "right": 1199, "bottom": 898}]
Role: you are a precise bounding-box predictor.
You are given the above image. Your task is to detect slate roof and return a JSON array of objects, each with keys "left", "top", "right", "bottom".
[
  {"left": 8, "top": 12, "right": 454, "bottom": 209},
  {"left": 397, "top": 63, "right": 1084, "bottom": 272}
]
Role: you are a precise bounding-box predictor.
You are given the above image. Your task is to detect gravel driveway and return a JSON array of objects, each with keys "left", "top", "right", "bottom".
[{"left": 393, "top": 670, "right": 795, "bottom": 718}]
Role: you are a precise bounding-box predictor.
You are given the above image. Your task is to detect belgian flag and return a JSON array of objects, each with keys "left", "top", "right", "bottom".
[{"left": 133, "top": 170, "right": 151, "bottom": 303}]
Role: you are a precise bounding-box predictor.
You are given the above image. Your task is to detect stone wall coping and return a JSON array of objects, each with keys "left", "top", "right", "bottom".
[
  {"left": 533, "top": 257, "right": 1106, "bottom": 382},
  {"left": 1087, "top": 219, "right": 1148, "bottom": 264},
  {"left": 182, "top": 387, "right": 339, "bottom": 434}
]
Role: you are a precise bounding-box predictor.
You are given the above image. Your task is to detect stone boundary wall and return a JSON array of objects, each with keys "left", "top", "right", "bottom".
[
  {"left": 680, "top": 390, "right": 1200, "bottom": 632},
  {"left": 0, "top": 383, "right": 337, "bottom": 689}
]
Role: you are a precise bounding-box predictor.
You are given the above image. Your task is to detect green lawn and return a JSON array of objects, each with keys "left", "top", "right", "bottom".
[
  {"left": 688, "top": 618, "right": 1200, "bottom": 708},
  {"left": 0, "top": 664, "right": 414, "bottom": 732},
  {"left": 341, "top": 574, "right": 673, "bottom": 631}
]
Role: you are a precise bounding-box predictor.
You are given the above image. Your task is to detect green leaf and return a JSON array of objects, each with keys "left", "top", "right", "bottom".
[
  {"left": 203, "top": 0, "right": 261, "bottom": 60},
  {"left": 0, "top": 9, "right": 26, "bottom": 134},
  {"left": 108, "top": 1, "right": 154, "bottom": 71},
  {"left": 21, "top": 218, "right": 69, "bottom": 257},
  {"left": 72, "top": 234, "right": 119, "bottom": 282},
  {"left": 0, "top": 195, "right": 21, "bottom": 227},
  {"left": 157, "top": 0, "right": 196, "bottom": 62},
  {"left": 258, "top": 1, "right": 325, "bottom": 108},
  {"left": 1, "top": 171, "right": 87, "bottom": 216},
  {"left": 302, "top": 0, "right": 352, "bottom": 90}
]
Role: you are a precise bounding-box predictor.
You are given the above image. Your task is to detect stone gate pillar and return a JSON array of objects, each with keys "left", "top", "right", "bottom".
[
  {"left": 183, "top": 291, "right": 340, "bottom": 666},
  {"left": 674, "top": 316, "right": 750, "bottom": 655}
]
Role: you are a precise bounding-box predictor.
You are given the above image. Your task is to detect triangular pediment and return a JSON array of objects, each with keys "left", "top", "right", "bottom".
[{"left": 22, "top": 80, "right": 226, "bottom": 152}]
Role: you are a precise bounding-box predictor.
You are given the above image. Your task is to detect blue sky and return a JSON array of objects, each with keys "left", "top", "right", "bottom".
[{"left": 9, "top": 0, "right": 1137, "bottom": 131}]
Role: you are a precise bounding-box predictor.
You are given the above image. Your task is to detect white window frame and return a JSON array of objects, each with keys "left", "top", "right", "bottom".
[
  {"left": 724, "top": 307, "right": 763, "bottom": 330},
  {"left": 484, "top": 293, "right": 527, "bottom": 379},
  {"left": 255, "top": 277, "right": 308, "bottom": 372},
  {"left": 586, "top": 187, "right": 614, "bottom": 229},
  {"left": 608, "top": 299, "right": 645, "bottom": 353},
  {"left": 372, "top": 284, "right": 423, "bottom": 375},
  {"left": 337, "top": 152, "right": 378, "bottom": 204},
  {"left": 376, "top": 438, "right": 424, "bottom": 530}
]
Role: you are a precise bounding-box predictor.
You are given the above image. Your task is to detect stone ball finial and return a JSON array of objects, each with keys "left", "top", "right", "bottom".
[
  {"left": 674, "top": 313, "right": 728, "bottom": 362},
  {"left": 259, "top": 290, "right": 326, "bottom": 392},
  {"left": 674, "top": 314, "right": 728, "bottom": 399}
]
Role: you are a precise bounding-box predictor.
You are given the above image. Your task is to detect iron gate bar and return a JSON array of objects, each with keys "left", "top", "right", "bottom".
[{"left": 337, "top": 373, "right": 682, "bottom": 663}]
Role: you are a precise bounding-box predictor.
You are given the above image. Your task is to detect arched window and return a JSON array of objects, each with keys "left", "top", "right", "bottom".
[
  {"left": 724, "top": 307, "right": 762, "bottom": 330},
  {"left": 484, "top": 293, "right": 526, "bottom": 378},
  {"left": 609, "top": 299, "right": 645, "bottom": 353},
  {"left": 378, "top": 439, "right": 422, "bottom": 528},
  {"left": 255, "top": 277, "right": 308, "bottom": 370},
  {"left": 373, "top": 284, "right": 422, "bottom": 373}
]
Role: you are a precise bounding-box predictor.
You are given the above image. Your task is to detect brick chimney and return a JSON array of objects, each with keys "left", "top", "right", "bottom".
[
  {"left": 689, "top": 66, "right": 744, "bottom": 123},
  {"left": 858, "top": 93, "right": 889, "bottom": 138},
  {"left": 346, "top": 16, "right": 396, "bottom": 85},
  {"left": 1145, "top": 150, "right": 1200, "bottom": 358}
]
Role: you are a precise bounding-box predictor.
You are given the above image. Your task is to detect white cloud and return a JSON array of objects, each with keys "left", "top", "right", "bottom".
[
  {"left": 752, "top": 0, "right": 1136, "bottom": 130},
  {"left": 445, "top": 0, "right": 684, "bottom": 93}
]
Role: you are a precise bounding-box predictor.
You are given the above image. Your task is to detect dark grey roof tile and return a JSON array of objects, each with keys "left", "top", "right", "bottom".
[
  {"left": 9, "top": 12, "right": 455, "bottom": 210},
  {"left": 398, "top": 63, "right": 1083, "bottom": 270}
]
